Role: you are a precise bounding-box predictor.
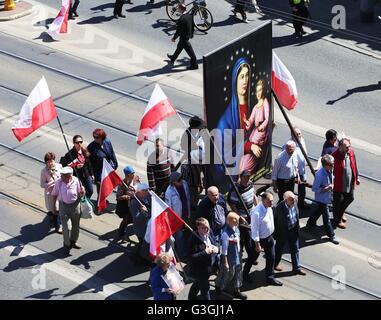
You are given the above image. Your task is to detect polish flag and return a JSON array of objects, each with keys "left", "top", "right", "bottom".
[
  {"left": 48, "top": 0, "right": 71, "bottom": 36},
  {"left": 97, "top": 159, "right": 123, "bottom": 213},
  {"left": 149, "top": 191, "right": 185, "bottom": 258},
  {"left": 272, "top": 52, "right": 298, "bottom": 110},
  {"left": 136, "top": 84, "right": 177, "bottom": 145},
  {"left": 12, "top": 77, "right": 57, "bottom": 142}
]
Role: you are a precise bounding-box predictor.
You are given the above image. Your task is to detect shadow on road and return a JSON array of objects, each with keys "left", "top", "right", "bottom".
[{"left": 327, "top": 82, "right": 381, "bottom": 105}]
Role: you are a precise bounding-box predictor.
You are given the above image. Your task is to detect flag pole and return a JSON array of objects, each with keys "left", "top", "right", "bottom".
[{"left": 271, "top": 89, "right": 316, "bottom": 177}]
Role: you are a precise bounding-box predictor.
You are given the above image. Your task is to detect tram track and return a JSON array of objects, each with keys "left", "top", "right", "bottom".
[{"left": 0, "top": 188, "right": 379, "bottom": 300}]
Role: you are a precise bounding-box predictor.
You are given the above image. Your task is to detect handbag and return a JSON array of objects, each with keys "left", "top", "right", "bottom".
[{"left": 80, "top": 196, "right": 95, "bottom": 219}]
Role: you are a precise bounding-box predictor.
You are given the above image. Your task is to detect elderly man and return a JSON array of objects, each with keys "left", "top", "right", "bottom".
[
  {"left": 245, "top": 192, "right": 282, "bottom": 286},
  {"left": 272, "top": 140, "right": 299, "bottom": 203},
  {"left": 274, "top": 191, "right": 306, "bottom": 276},
  {"left": 51, "top": 166, "right": 85, "bottom": 255},
  {"left": 195, "top": 186, "right": 228, "bottom": 240},
  {"left": 307, "top": 154, "right": 339, "bottom": 245},
  {"left": 332, "top": 138, "right": 360, "bottom": 229}
]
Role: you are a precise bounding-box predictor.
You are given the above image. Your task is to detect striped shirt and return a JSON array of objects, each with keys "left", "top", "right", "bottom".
[
  {"left": 271, "top": 150, "right": 299, "bottom": 180},
  {"left": 147, "top": 150, "right": 175, "bottom": 191},
  {"left": 228, "top": 182, "right": 256, "bottom": 219}
]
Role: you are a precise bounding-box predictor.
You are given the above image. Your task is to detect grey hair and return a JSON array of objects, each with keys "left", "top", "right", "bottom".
[
  {"left": 321, "top": 154, "right": 334, "bottom": 167},
  {"left": 286, "top": 140, "right": 296, "bottom": 148}
]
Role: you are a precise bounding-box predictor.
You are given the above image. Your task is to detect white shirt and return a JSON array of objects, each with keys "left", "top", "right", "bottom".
[{"left": 250, "top": 203, "right": 274, "bottom": 242}]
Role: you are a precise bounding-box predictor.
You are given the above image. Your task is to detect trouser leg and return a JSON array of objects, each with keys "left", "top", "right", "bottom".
[
  {"left": 70, "top": 204, "right": 81, "bottom": 244},
  {"left": 288, "top": 228, "right": 300, "bottom": 270},
  {"left": 274, "top": 239, "right": 285, "bottom": 267},
  {"left": 261, "top": 236, "right": 275, "bottom": 279},
  {"left": 321, "top": 203, "right": 335, "bottom": 238},
  {"left": 183, "top": 41, "right": 197, "bottom": 67},
  {"left": 172, "top": 41, "right": 185, "bottom": 62}
]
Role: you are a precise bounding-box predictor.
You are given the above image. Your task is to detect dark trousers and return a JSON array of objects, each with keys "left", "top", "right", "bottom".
[
  {"left": 69, "top": 0, "right": 80, "bottom": 17},
  {"left": 277, "top": 178, "right": 295, "bottom": 203},
  {"left": 275, "top": 227, "right": 300, "bottom": 271},
  {"left": 292, "top": 5, "right": 309, "bottom": 33},
  {"left": 118, "top": 217, "right": 129, "bottom": 238},
  {"left": 241, "top": 224, "right": 256, "bottom": 275},
  {"left": 80, "top": 176, "right": 93, "bottom": 199},
  {"left": 307, "top": 202, "right": 335, "bottom": 238},
  {"left": 188, "top": 274, "right": 211, "bottom": 300},
  {"left": 298, "top": 175, "right": 306, "bottom": 203},
  {"left": 114, "top": 0, "right": 124, "bottom": 15},
  {"left": 332, "top": 190, "right": 354, "bottom": 226},
  {"left": 171, "top": 39, "right": 197, "bottom": 67},
  {"left": 245, "top": 236, "right": 275, "bottom": 279},
  {"left": 234, "top": 3, "right": 247, "bottom": 20}
]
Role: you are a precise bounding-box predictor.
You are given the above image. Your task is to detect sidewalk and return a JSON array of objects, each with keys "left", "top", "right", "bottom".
[
  {"left": 254, "top": 0, "right": 381, "bottom": 56},
  {"left": 0, "top": 1, "right": 33, "bottom": 21}
]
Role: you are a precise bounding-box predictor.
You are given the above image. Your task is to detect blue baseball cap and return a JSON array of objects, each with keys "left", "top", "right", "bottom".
[{"left": 123, "top": 165, "right": 135, "bottom": 175}]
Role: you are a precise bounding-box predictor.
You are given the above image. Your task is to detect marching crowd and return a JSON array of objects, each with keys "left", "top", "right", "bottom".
[{"left": 39, "top": 114, "right": 360, "bottom": 300}]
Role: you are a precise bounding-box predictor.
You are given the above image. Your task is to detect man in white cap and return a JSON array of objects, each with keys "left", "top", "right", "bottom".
[{"left": 51, "top": 166, "right": 85, "bottom": 255}]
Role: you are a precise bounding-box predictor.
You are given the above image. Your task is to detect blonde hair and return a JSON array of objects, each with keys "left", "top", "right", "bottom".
[
  {"left": 226, "top": 211, "right": 240, "bottom": 224},
  {"left": 154, "top": 252, "right": 172, "bottom": 268},
  {"left": 196, "top": 217, "right": 210, "bottom": 230}
]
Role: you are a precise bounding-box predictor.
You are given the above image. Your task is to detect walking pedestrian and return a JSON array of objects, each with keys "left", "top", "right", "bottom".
[
  {"left": 60, "top": 135, "right": 94, "bottom": 199},
  {"left": 289, "top": 0, "right": 310, "bottom": 38},
  {"left": 232, "top": 0, "right": 249, "bottom": 23},
  {"left": 113, "top": 0, "right": 126, "bottom": 18},
  {"left": 247, "top": 191, "right": 283, "bottom": 286},
  {"left": 40, "top": 152, "right": 62, "bottom": 233},
  {"left": 51, "top": 166, "right": 85, "bottom": 255},
  {"left": 88, "top": 128, "right": 118, "bottom": 201},
  {"left": 332, "top": 138, "right": 360, "bottom": 229},
  {"left": 272, "top": 140, "right": 299, "bottom": 203},
  {"left": 167, "top": 4, "right": 198, "bottom": 70},
  {"left": 69, "top": 0, "right": 80, "bottom": 19},
  {"left": 188, "top": 218, "right": 218, "bottom": 300},
  {"left": 274, "top": 191, "right": 306, "bottom": 275},
  {"left": 306, "top": 154, "right": 339, "bottom": 245},
  {"left": 115, "top": 165, "right": 139, "bottom": 242},
  {"left": 215, "top": 212, "right": 247, "bottom": 299}
]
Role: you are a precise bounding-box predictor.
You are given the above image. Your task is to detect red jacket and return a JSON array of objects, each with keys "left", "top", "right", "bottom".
[{"left": 332, "top": 148, "right": 359, "bottom": 192}]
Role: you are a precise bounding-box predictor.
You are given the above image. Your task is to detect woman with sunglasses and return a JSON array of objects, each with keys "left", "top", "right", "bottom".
[{"left": 61, "top": 135, "right": 94, "bottom": 199}]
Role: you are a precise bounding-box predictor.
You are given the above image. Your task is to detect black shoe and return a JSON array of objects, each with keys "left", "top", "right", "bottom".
[
  {"left": 301, "top": 28, "right": 307, "bottom": 35},
  {"left": 266, "top": 278, "right": 283, "bottom": 286},
  {"left": 306, "top": 223, "right": 319, "bottom": 232},
  {"left": 69, "top": 16, "right": 75, "bottom": 20},
  {"left": 293, "top": 268, "right": 307, "bottom": 276},
  {"left": 73, "top": 12, "right": 79, "bottom": 17},
  {"left": 233, "top": 291, "right": 247, "bottom": 300},
  {"left": 167, "top": 54, "right": 174, "bottom": 62},
  {"left": 215, "top": 286, "right": 221, "bottom": 293},
  {"left": 71, "top": 242, "right": 82, "bottom": 249},
  {"left": 114, "top": 14, "right": 118, "bottom": 19},
  {"left": 187, "top": 65, "right": 199, "bottom": 70},
  {"left": 329, "top": 237, "right": 340, "bottom": 245},
  {"left": 118, "top": 14, "right": 126, "bottom": 18},
  {"left": 63, "top": 244, "right": 71, "bottom": 255}
]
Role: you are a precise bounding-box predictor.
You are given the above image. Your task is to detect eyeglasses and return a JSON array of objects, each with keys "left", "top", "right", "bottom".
[
  {"left": 74, "top": 141, "right": 83, "bottom": 144},
  {"left": 93, "top": 136, "right": 100, "bottom": 139}
]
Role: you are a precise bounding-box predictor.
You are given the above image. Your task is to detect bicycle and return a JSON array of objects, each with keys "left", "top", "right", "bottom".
[{"left": 166, "top": 0, "right": 214, "bottom": 32}]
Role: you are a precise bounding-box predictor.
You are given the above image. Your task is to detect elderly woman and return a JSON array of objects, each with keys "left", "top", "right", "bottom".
[
  {"left": 116, "top": 165, "right": 140, "bottom": 242},
  {"left": 51, "top": 166, "right": 85, "bottom": 254},
  {"left": 149, "top": 252, "right": 176, "bottom": 300},
  {"left": 188, "top": 218, "right": 218, "bottom": 300},
  {"left": 40, "top": 152, "right": 63, "bottom": 233},
  {"left": 215, "top": 212, "right": 247, "bottom": 300}
]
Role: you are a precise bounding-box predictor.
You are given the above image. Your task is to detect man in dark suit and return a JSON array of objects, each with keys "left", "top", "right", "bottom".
[
  {"left": 167, "top": 4, "right": 198, "bottom": 70},
  {"left": 273, "top": 191, "right": 306, "bottom": 275}
]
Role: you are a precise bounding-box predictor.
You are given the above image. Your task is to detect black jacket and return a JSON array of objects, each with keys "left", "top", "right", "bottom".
[
  {"left": 173, "top": 12, "right": 194, "bottom": 41},
  {"left": 188, "top": 232, "right": 217, "bottom": 278},
  {"left": 273, "top": 200, "right": 300, "bottom": 241},
  {"left": 60, "top": 148, "right": 93, "bottom": 181},
  {"left": 195, "top": 195, "right": 228, "bottom": 233}
]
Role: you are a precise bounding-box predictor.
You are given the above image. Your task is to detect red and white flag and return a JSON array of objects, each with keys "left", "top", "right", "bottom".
[
  {"left": 149, "top": 191, "right": 185, "bottom": 258},
  {"left": 48, "top": 0, "right": 71, "bottom": 36},
  {"left": 97, "top": 159, "right": 123, "bottom": 213},
  {"left": 136, "top": 84, "right": 177, "bottom": 145},
  {"left": 272, "top": 52, "right": 298, "bottom": 110},
  {"left": 12, "top": 77, "right": 57, "bottom": 142}
]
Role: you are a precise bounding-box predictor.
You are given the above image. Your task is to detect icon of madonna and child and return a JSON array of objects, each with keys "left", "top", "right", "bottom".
[{"left": 215, "top": 57, "right": 272, "bottom": 181}]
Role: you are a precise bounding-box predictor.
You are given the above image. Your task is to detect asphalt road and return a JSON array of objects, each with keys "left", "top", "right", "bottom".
[{"left": 0, "top": 0, "right": 380, "bottom": 300}]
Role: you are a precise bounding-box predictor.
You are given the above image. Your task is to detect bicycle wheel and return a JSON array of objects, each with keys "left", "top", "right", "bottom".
[
  {"left": 166, "top": 0, "right": 182, "bottom": 21},
  {"left": 193, "top": 6, "right": 213, "bottom": 32}
]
